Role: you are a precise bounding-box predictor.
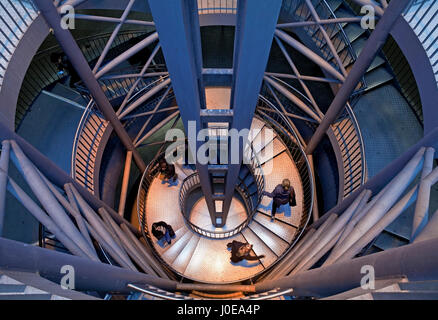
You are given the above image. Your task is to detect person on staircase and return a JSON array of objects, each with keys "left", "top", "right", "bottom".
[
  {"left": 50, "top": 52, "right": 81, "bottom": 88},
  {"left": 159, "top": 158, "right": 178, "bottom": 185},
  {"left": 227, "top": 240, "right": 265, "bottom": 263},
  {"left": 151, "top": 221, "right": 175, "bottom": 245},
  {"left": 262, "top": 178, "right": 296, "bottom": 221}
]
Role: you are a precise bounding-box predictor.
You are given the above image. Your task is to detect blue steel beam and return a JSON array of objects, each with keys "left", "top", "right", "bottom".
[
  {"left": 148, "top": 0, "right": 217, "bottom": 222},
  {"left": 222, "top": 0, "right": 282, "bottom": 220}
]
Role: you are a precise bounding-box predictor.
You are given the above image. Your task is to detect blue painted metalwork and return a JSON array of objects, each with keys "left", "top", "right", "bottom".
[{"left": 222, "top": 0, "right": 283, "bottom": 221}]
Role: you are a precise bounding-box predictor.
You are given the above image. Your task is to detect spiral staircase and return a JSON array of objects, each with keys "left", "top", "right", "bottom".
[
  {"left": 0, "top": 0, "right": 437, "bottom": 301},
  {"left": 136, "top": 114, "right": 309, "bottom": 284}
]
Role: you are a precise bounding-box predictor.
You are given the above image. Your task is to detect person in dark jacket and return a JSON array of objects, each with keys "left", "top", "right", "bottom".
[
  {"left": 151, "top": 221, "right": 175, "bottom": 245},
  {"left": 263, "top": 178, "right": 296, "bottom": 221},
  {"left": 159, "top": 159, "right": 177, "bottom": 183},
  {"left": 226, "top": 241, "right": 265, "bottom": 263},
  {"left": 50, "top": 52, "right": 80, "bottom": 88}
]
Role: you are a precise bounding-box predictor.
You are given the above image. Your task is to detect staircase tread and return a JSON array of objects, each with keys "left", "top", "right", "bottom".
[
  {"left": 161, "top": 229, "right": 193, "bottom": 262},
  {"left": 171, "top": 234, "right": 201, "bottom": 273},
  {"left": 183, "top": 234, "right": 264, "bottom": 283},
  {"left": 364, "top": 67, "right": 394, "bottom": 90},
  {"left": 343, "top": 23, "right": 366, "bottom": 43},
  {"left": 241, "top": 228, "right": 278, "bottom": 268},
  {"left": 248, "top": 221, "right": 289, "bottom": 257},
  {"left": 254, "top": 212, "right": 297, "bottom": 243},
  {"left": 257, "top": 137, "right": 286, "bottom": 165}
]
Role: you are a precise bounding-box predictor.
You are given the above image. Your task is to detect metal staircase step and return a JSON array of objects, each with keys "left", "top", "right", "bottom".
[
  {"left": 250, "top": 117, "right": 265, "bottom": 132},
  {"left": 172, "top": 234, "right": 201, "bottom": 274},
  {"left": 190, "top": 207, "right": 213, "bottom": 228},
  {"left": 343, "top": 23, "right": 366, "bottom": 43},
  {"left": 256, "top": 137, "right": 286, "bottom": 165},
  {"left": 248, "top": 221, "right": 289, "bottom": 257},
  {"left": 257, "top": 209, "right": 299, "bottom": 228},
  {"left": 241, "top": 228, "right": 278, "bottom": 268},
  {"left": 325, "top": 0, "right": 344, "bottom": 13},
  {"left": 259, "top": 149, "right": 286, "bottom": 166},
  {"left": 157, "top": 226, "right": 188, "bottom": 255},
  {"left": 364, "top": 67, "right": 394, "bottom": 91},
  {"left": 251, "top": 125, "right": 274, "bottom": 154},
  {"left": 254, "top": 212, "right": 297, "bottom": 243},
  {"left": 161, "top": 230, "right": 193, "bottom": 262},
  {"left": 348, "top": 39, "right": 387, "bottom": 73}
]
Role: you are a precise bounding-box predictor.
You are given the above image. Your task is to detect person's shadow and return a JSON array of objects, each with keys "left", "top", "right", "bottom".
[
  {"left": 259, "top": 199, "right": 292, "bottom": 217},
  {"left": 227, "top": 247, "right": 262, "bottom": 268}
]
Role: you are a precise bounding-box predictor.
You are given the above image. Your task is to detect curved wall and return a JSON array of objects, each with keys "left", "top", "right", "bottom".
[
  {"left": 0, "top": 15, "right": 49, "bottom": 131},
  {"left": 390, "top": 17, "right": 438, "bottom": 136}
]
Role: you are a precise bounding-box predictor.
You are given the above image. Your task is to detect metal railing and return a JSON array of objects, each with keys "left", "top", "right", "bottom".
[
  {"left": 261, "top": 79, "right": 366, "bottom": 200},
  {"left": 71, "top": 74, "right": 172, "bottom": 193},
  {"left": 177, "top": 143, "right": 265, "bottom": 239},
  {"left": 331, "top": 102, "right": 367, "bottom": 199},
  {"left": 255, "top": 97, "right": 313, "bottom": 239},
  {"left": 127, "top": 283, "right": 294, "bottom": 300},
  {"left": 0, "top": 0, "right": 38, "bottom": 89},
  {"left": 136, "top": 142, "right": 180, "bottom": 277},
  {"left": 281, "top": 0, "right": 366, "bottom": 92},
  {"left": 16, "top": 30, "right": 152, "bottom": 129},
  {"left": 197, "top": 0, "right": 237, "bottom": 14},
  {"left": 71, "top": 100, "right": 107, "bottom": 193}
]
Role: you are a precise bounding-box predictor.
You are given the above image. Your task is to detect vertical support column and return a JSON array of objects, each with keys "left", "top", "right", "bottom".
[
  {"left": 33, "top": 0, "right": 146, "bottom": 172},
  {"left": 222, "top": 0, "right": 282, "bottom": 219},
  {"left": 148, "top": 0, "right": 216, "bottom": 221},
  {"left": 118, "top": 150, "right": 132, "bottom": 217},
  {"left": 305, "top": 0, "right": 411, "bottom": 155}
]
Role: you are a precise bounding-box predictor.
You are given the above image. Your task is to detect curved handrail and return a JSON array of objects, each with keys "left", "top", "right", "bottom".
[
  {"left": 71, "top": 74, "right": 171, "bottom": 192},
  {"left": 136, "top": 98, "right": 315, "bottom": 283},
  {"left": 256, "top": 96, "right": 314, "bottom": 242},
  {"left": 332, "top": 101, "right": 367, "bottom": 199},
  {"left": 261, "top": 77, "right": 366, "bottom": 201},
  {"left": 136, "top": 142, "right": 179, "bottom": 277},
  {"left": 177, "top": 141, "right": 264, "bottom": 239},
  {"left": 15, "top": 30, "right": 154, "bottom": 128},
  {"left": 127, "top": 283, "right": 294, "bottom": 300},
  {"left": 284, "top": 0, "right": 366, "bottom": 91}
]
